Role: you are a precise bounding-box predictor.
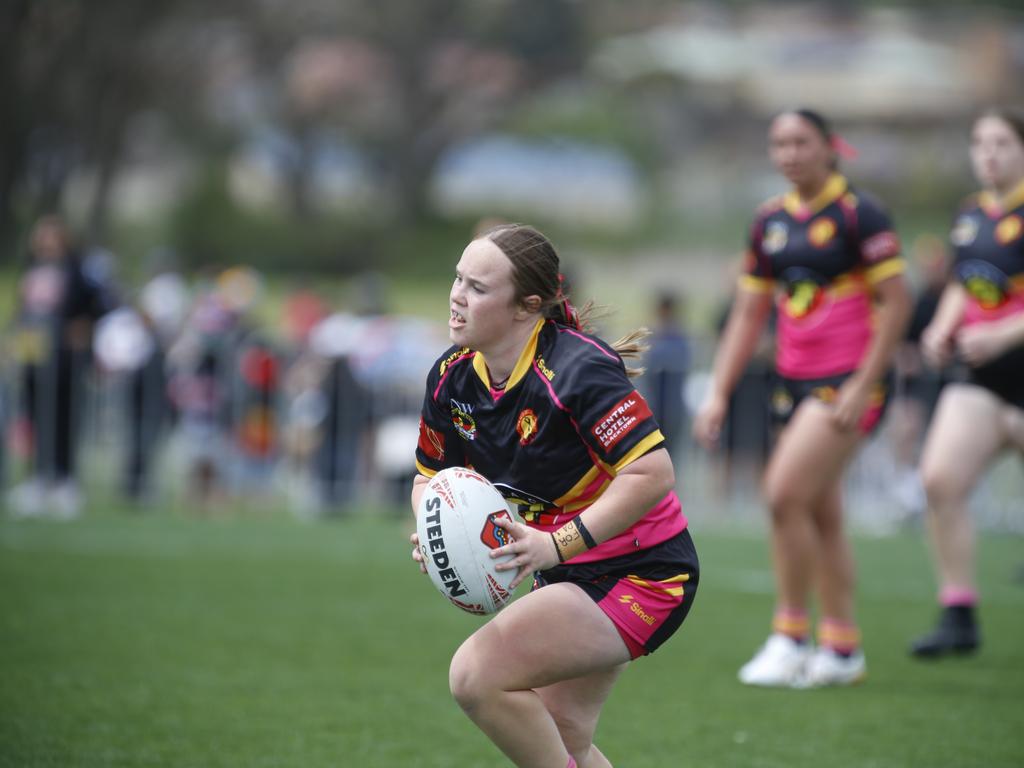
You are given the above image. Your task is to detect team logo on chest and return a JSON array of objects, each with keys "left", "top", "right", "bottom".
[
  {"left": 958, "top": 260, "right": 1010, "bottom": 310},
  {"left": 808, "top": 217, "right": 837, "bottom": 248},
  {"left": 762, "top": 221, "right": 788, "bottom": 254},
  {"left": 996, "top": 214, "right": 1023, "bottom": 245},
  {"left": 951, "top": 215, "right": 978, "bottom": 247},
  {"left": 450, "top": 399, "right": 477, "bottom": 441},
  {"left": 516, "top": 408, "right": 540, "bottom": 446}
]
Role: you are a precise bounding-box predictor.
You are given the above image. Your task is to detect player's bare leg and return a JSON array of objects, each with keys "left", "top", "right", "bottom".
[
  {"left": 536, "top": 666, "right": 625, "bottom": 768},
  {"left": 919, "top": 385, "right": 1006, "bottom": 595},
  {"left": 813, "top": 479, "right": 856, "bottom": 624},
  {"left": 763, "top": 400, "right": 861, "bottom": 619},
  {"left": 449, "top": 582, "right": 630, "bottom": 768}
]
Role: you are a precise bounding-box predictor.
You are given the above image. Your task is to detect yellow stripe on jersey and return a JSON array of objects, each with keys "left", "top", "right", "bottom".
[
  {"left": 739, "top": 274, "right": 775, "bottom": 294},
  {"left": 626, "top": 573, "right": 691, "bottom": 597},
  {"left": 612, "top": 430, "right": 665, "bottom": 473},
  {"left": 864, "top": 258, "right": 905, "bottom": 286},
  {"left": 472, "top": 318, "right": 544, "bottom": 391},
  {"left": 782, "top": 173, "right": 848, "bottom": 218},
  {"left": 826, "top": 271, "right": 866, "bottom": 298},
  {"left": 415, "top": 460, "right": 438, "bottom": 478},
  {"left": 552, "top": 465, "right": 607, "bottom": 511}
]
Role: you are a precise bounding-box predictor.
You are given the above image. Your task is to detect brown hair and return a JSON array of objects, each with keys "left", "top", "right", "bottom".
[
  {"left": 480, "top": 223, "right": 648, "bottom": 376},
  {"left": 977, "top": 108, "right": 1024, "bottom": 145}
]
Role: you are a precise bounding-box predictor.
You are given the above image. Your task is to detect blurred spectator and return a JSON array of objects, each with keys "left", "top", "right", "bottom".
[
  {"left": 711, "top": 260, "right": 776, "bottom": 496},
  {"left": 888, "top": 234, "right": 951, "bottom": 517},
  {"left": 8, "top": 215, "right": 116, "bottom": 518},
  {"left": 640, "top": 292, "right": 692, "bottom": 460}
]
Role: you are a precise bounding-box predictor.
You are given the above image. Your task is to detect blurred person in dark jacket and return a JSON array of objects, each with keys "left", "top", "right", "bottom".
[
  {"left": 8, "top": 215, "right": 114, "bottom": 518},
  {"left": 640, "top": 292, "right": 692, "bottom": 461}
]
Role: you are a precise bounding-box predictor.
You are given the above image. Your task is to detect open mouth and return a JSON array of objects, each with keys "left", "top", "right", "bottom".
[{"left": 450, "top": 308, "right": 466, "bottom": 325}]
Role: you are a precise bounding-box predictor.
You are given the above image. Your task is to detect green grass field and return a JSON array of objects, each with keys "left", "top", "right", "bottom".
[{"left": 1, "top": 509, "right": 1022, "bottom": 768}]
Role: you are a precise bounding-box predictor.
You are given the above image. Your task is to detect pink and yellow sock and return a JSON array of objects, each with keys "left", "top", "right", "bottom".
[
  {"left": 818, "top": 617, "right": 861, "bottom": 655},
  {"left": 940, "top": 587, "right": 977, "bottom": 608},
  {"left": 772, "top": 608, "right": 810, "bottom": 643}
]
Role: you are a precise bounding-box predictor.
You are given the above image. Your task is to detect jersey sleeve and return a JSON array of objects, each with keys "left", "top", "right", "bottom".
[
  {"left": 855, "top": 196, "right": 904, "bottom": 286},
  {"left": 563, "top": 351, "right": 665, "bottom": 473},
  {"left": 414, "top": 361, "right": 466, "bottom": 477},
  {"left": 739, "top": 211, "right": 776, "bottom": 294}
]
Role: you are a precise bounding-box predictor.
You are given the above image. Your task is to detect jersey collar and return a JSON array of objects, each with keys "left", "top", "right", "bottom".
[
  {"left": 472, "top": 318, "right": 544, "bottom": 392},
  {"left": 783, "top": 172, "right": 848, "bottom": 220},
  {"left": 979, "top": 177, "right": 1024, "bottom": 217}
]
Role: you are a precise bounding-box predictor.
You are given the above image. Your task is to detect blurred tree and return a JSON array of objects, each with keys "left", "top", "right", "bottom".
[
  {"left": 0, "top": 0, "right": 229, "bottom": 258},
  {"left": 243, "top": 0, "right": 587, "bottom": 225}
]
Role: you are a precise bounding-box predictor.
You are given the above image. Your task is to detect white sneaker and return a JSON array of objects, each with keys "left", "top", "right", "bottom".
[
  {"left": 8, "top": 478, "right": 47, "bottom": 518},
  {"left": 49, "top": 481, "right": 83, "bottom": 520},
  {"left": 738, "top": 634, "right": 812, "bottom": 687},
  {"left": 799, "top": 647, "right": 866, "bottom": 688}
]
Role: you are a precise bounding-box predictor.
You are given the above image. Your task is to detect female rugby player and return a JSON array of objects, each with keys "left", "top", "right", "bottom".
[
  {"left": 694, "top": 109, "right": 911, "bottom": 687},
  {"left": 910, "top": 109, "right": 1024, "bottom": 659},
  {"left": 410, "top": 224, "right": 699, "bottom": 768}
]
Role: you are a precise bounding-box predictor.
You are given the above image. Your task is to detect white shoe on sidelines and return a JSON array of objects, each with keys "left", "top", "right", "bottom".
[
  {"left": 8, "top": 479, "right": 47, "bottom": 518},
  {"left": 738, "top": 634, "right": 812, "bottom": 687},
  {"left": 798, "top": 647, "right": 867, "bottom": 688},
  {"left": 49, "top": 481, "right": 83, "bottom": 520}
]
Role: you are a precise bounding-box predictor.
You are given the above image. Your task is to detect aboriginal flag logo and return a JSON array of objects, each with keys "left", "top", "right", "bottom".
[
  {"left": 516, "top": 408, "right": 539, "bottom": 445},
  {"left": 481, "top": 510, "right": 515, "bottom": 550}
]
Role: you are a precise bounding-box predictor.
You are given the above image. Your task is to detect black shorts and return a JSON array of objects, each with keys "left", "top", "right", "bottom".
[
  {"left": 968, "top": 347, "right": 1024, "bottom": 411},
  {"left": 533, "top": 529, "right": 699, "bottom": 657},
  {"left": 769, "top": 370, "right": 894, "bottom": 434}
]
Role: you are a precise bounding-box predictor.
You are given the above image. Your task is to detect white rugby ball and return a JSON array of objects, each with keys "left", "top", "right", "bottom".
[{"left": 416, "top": 467, "right": 518, "bottom": 615}]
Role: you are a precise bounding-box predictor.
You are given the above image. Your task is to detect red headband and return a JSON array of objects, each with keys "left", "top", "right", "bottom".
[{"left": 830, "top": 134, "right": 858, "bottom": 160}]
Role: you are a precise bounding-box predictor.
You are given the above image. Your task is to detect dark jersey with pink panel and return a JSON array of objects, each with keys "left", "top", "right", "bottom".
[
  {"left": 741, "top": 173, "right": 905, "bottom": 379},
  {"left": 415, "top": 318, "right": 687, "bottom": 563},
  {"left": 950, "top": 182, "right": 1024, "bottom": 408}
]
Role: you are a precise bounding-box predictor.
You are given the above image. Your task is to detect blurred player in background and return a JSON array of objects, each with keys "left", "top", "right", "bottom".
[
  {"left": 910, "top": 108, "right": 1024, "bottom": 659},
  {"left": 410, "top": 224, "right": 698, "bottom": 768},
  {"left": 694, "top": 109, "right": 911, "bottom": 687}
]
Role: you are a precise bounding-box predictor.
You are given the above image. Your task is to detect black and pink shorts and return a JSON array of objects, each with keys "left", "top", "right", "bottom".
[{"left": 533, "top": 529, "right": 699, "bottom": 659}]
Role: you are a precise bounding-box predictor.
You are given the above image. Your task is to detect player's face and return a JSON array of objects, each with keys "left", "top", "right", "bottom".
[
  {"left": 769, "top": 113, "right": 834, "bottom": 190},
  {"left": 970, "top": 116, "right": 1024, "bottom": 192},
  {"left": 449, "top": 238, "right": 520, "bottom": 351}
]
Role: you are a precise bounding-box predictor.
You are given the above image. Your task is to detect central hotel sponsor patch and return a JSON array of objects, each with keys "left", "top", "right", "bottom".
[{"left": 592, "top": 391, "right": 652, "bottom": 451}]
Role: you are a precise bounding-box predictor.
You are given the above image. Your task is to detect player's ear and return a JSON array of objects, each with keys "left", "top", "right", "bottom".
[{"left": 517, "top": 295, "right": 542, "bottom": 316}]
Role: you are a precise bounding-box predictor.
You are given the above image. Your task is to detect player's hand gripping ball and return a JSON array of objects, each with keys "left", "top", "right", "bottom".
[{"left": 415, "top": 467, "right": 519, "bottom": 615}]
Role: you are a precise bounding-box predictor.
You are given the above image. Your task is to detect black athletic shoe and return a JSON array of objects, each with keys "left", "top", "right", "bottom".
[{"left": 910, "top": 606, "right": 980, "bottom": 658}]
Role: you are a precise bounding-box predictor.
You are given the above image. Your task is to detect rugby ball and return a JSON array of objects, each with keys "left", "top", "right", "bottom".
[{"left": 416, "top": 467, "right": 518, "bottom": 615}]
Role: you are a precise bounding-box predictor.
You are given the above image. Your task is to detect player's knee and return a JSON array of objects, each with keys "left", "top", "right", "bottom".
[
  {"left": 550, "top": 711, "right": 594, "bottom": 760},
  {"left": 763, "top": 479, "right": 804, "bottom": 522},
  {"left": 448, "top": 642, "right": 489, "bottom": 713},
  {"left": 920, "top": 460, "right": 969, "bottom": 508}
]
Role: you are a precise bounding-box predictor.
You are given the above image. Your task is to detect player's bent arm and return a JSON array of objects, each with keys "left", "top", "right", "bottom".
[
  {"left": 410, "top": 473, "right": 431, "bottom": 517},
  {"left": 850, "top": 274, "right": 912, "bottom": 388},
  {"left": 921, "top": 284, "right": 967, "bottom": 367},
  {"left": 708, "top": 287, "right": 774, "bottom": 401},
  {"left": 571, "top": 447, "right": 675, "bottom": 547},
  {"left": 491, "top": 448, "right": 675, "bottom": 586}
]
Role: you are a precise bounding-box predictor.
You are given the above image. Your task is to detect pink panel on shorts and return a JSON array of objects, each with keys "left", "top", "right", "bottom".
[{"left": 597, "top": 573, "right": 687, "bottom": 659}]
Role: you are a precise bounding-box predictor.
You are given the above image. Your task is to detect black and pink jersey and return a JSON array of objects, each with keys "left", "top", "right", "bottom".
[
  {"left": 949, "top": 180, "right": 1024, "bottom": 405},
  {"left": 415, "top": 319, "right": 687, "bottom": 562},
  {"left": 741, "top": 173, "right": 904, "bottom": 378}
]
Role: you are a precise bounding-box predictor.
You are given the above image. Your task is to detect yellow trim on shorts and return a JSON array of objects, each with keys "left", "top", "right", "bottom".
[{"left": 626, "top": 573, "right": 691, "bottom": 597}]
